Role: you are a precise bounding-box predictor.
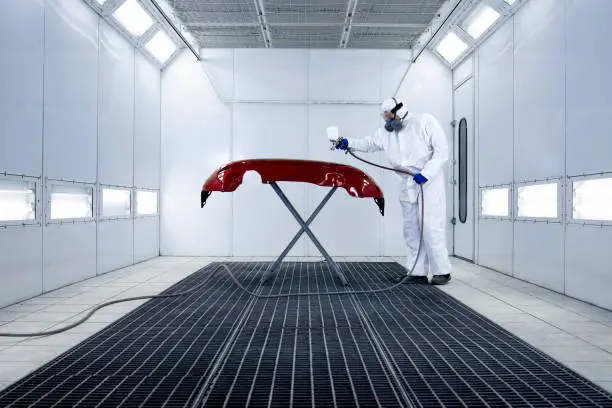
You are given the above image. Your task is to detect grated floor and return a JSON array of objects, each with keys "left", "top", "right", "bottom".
[{"left": 1, "top": 261, "right": 611, "bottom": 407}]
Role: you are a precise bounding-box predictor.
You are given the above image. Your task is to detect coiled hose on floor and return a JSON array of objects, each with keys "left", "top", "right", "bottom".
[{"left": 0, "top": 150, "right": 424, "bottom": 337}]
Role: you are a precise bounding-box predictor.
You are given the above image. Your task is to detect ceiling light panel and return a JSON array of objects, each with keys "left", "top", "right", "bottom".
[
  {"left": 145, "top": 30, "right": 177, "bottom": 63},
  {"left": 436, "top": 31, "right": 468, "bottom": 63},
  {"left": 113, "top": 0, "right": 155, "bottom": 37},
  {"left": 463, "top": 3, "right": 501, "bottom": 39}
]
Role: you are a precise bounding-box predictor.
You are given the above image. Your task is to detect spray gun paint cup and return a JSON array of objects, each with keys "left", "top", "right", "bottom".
[
  {"left": 327, "top": 126, "right": 339, "bottom": 142},
  {"left": 327, "top": 126, "right": 340, "bottom": 150}
]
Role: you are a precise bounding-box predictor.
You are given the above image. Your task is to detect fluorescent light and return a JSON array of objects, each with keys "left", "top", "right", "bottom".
[
  {"left": 572, "top": 178, "right": 612, "bottom": 221},
  {"left": 50, "top": 185, "right": 93, "bottom": 220},
  {"left": 503, "top": 0, "right": 516, "bottom": 4},
  {"left": 145, "top": 30, "right": 177, "bottom": 63},
  {"left": 435, "top": 32, "right": 468, "bottom": 63},
  {"left": 0, "top": 180, "right": 36, "bottom": 222},
  {"left": 517, "top": 183, "right": 558, "bottom": 218},
  {"left": 464, "top": 3, "right": 501, "bottom": 39},
  {"left": 113, "top": 0, "right": 154, "bottom": 37},
  {"left": 481, "top": 187, "right": 509, "bottom": 217},
  {"left": 96, "top": 0, "right": 107, "bottom": 5},
  {"left": 136, "top": 190, "right": 158, "bottom": 215},
  {"left": 102, "top": 188, "right": 131, "bottom": 217}
]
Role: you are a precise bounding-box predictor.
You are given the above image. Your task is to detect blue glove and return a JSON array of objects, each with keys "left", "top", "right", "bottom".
[
  {"left": 335, "top": 137, "right": 349, "bottom": 151},
  {"left": 413, "top": 173, "right": 428, "bottom": 185}
]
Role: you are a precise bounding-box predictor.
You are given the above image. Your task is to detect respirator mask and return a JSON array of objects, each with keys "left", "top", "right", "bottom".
[{"left": 384, "top": 97, "right": 408, "bottom": 132}]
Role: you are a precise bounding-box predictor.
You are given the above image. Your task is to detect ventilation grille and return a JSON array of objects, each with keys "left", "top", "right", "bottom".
[
  {"left": 1, "top": 262, "right": 610, "bottom": 408},
  {"left": 166, "top": 0, "right": 446, "bottom": 48}
]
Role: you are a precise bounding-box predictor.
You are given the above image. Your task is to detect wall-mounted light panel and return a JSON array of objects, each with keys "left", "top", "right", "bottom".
[
  {"left": 135, "top": 190, "right": 158, "bottom": 216},
  {"left": 516, "top": 182, "right": 559, "bottom": 220},
  {"left": 101, "top": 187, "right": 132, "bottom": 218},
  {"left": 571, "top": 176, "right": 612, "bottom": 223},
  {"left": 480, "top": 186, "right": 510, "bottom": 218},
  {"left": 48, "top": 183, "right": 94, "bottom": 222},
  {"left": 0, "top": 179, "right": 37, "bottom": 223}
]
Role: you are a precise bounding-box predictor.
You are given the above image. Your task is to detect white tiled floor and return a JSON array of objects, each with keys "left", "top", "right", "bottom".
[{"left": 1, "top": 256, "right": 612, "bottom": 396}]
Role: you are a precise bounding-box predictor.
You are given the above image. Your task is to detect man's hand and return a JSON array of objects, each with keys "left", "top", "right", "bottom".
[
  {"left": 413, "top": 173, "right": 428, "bottom": 185},
  {"left": 334, "top": 137, "right": 349, "bottom": 151}
]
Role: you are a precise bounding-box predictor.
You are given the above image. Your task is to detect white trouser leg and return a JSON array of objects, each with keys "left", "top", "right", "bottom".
[
  {"left": 400, "top": 200, "right": 427, "bottom": 276},
  {"left": 422, "top": 179, "right": 452, "bottom": 276}
]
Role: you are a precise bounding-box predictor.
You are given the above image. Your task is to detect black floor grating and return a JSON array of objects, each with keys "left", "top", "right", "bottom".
[{"left": 1, "top": 261, "right": 611, "bottom": 407}]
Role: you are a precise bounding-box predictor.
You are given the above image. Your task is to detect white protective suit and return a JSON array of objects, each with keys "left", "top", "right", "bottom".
[{"left": 347, "top": 100, "right": 451, "bottom": 277}]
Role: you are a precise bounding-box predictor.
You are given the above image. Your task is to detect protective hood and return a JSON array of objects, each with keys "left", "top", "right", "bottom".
[{"left": 381, "top": 97, "right": 409, "bottom": 119}]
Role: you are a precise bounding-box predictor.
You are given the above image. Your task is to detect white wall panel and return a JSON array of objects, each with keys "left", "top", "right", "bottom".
[
  {"left": 308, "top": 104, "right": 383, "bottom": 256},
  {"left": 98, "top": 20, "right": 134, "bottom": 187},
  {"left": 379, "top": 50, "right": 412, "bottom": 98},
  {"left": 163, "top": 181, "right": 232, "bottom": 256},
  {"left": 478, "top": 20, "right": 514, "bottom": 186},
  {"left": 232, "top": 104, "right": 308, "bottom": 161},
  {"left": 161, "top": 51, "right": 232, "bottom": 256},
  {"left": 309, "top": 50, "right": 380, "bottom": 101},
  {"left": 134, "top": 217, "right": 159, "bottom": 263},
  {"left": 232, "top": 104, "right": 308, "bottom": 256},
  {"left": 565, "top": 0, "right": 612, "bottom": 176},
  {"left": 134, "top": 52, "right": 161, "bottom": 189},
  {"left": 565, "top": 224, "right": 612, "bottom": 310},
  {"left": 43, "top": 223, "right": 96, "bottom": 292},
  {"left": 200, "top": 49, "right": 234, "bottom": 101},
  {"left": 478, "top": 220, "right": 513, "bottom": 275},
  {"left": 97, "top": 219, "right": 134, "bottom": 274},
  {"left": 514, "top": 0, "right": 565, "bottom": 181},
  {"left": 0, "top": 227, "right": 42, "bottom": 307},
  {"left": 201, "top": 49, "right": 410, "bottom": 104},
  {"left": 44, "top": 0, "right": 98, "bottom": 183},
  {"left": 464, "top": 0, "right": 612, "bottom": 310},
  {"left": 453, "top": 55, "right": 473, "bottom": 88},
  {"left": 0, "top": 0, "right": 44, "bottom": 177},
  {"left": 0, "top": 0, "right": 161, "bottom": 308},
  {"left": 234, "top": 49, "right": 309, "bottom": 101},
  {"left": 513, "top": 222, "right": 564, "bottom": 292},
  {"left": 396, "top": 51, "right": 453, "bottom": 123}
]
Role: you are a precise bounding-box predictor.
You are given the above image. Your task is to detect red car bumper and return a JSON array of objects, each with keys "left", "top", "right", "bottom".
[{"left": 200, "top": 159, "right": 385, "bottom": 215}]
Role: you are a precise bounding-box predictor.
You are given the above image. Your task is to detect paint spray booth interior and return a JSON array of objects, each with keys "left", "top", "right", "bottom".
[{"left": 1, "top": 0, "right": 612, "bottom": 406}]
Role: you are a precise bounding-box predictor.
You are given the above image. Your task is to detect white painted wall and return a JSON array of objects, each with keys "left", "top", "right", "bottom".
[
  {"left": 160, "top": 50, "right": 233, "bottom": 256},
  {"left": 161, "top": 48, "right": 452, "bottom": 260},
  {"left": 0, "top": 0, "right": 161, "bottom": 308},
  {"left": 463, "top": 0, "right": 612, "bottom": 310}
]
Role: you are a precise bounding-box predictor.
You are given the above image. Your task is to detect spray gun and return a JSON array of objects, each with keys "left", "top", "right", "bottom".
[{"left": 326, "top": 126, "right": 350, "bottom": 154}]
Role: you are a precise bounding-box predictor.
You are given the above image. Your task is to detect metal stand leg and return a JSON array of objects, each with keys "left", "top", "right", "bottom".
[{"left": 261, "top": 182, "right": 348, "bottom": 286}]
